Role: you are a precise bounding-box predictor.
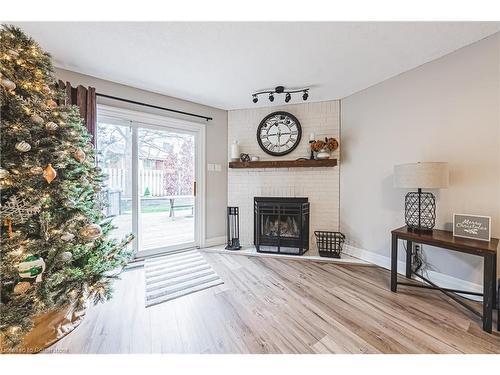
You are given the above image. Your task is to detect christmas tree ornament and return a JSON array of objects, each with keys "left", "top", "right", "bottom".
[
  {"left": 61, "top": 251, "right": 73, "bottom": 262},
  {"left": 0, "top": 168, "right": 10, "bottom": 179},
  {"left": 45, "top": 121, "right": 58, "bottom": 131},
  {"left": 8, "top": 49, "right": 19, "bottom": 58},
  {"left": 18, "top": 255, "right": 46, "bottom": 282},
  {"left": 15, "top": 141, "right": 31, "bottom": 152},
  {"left": 53, "top": 151, "right": 67, "bottom": 159},
  {"left": 61, "top": 232, "right": 75, "bottom": 242},
  {"left": 1, "top": 77, "right": 16, "bottom": 91},
  {"left": 13, "top": 281, "right": 31, "bottom": 295},
  {"left": 30, "top": 166, "right": 43, "bottom": 175},
  {"left": 30, "top": 114, "right": 44, "bottom": 125},
  {"left": 65, "top": 198, "right": 77, "bottom": 208},
  {"left": 0, "top": 195, "right": 41, "bottom": 225},
  {"left": 79, "top": 223, "right": 103, "bottom": 241},
  {"left": 46, "top": 99, "right": 58, "bottom": 109},
  {"left": 3, "top": 218, "right": 13, "bottom": 238},
  {"left": 43, "top": 164, "right": 57, "bottom": 184},
  {"left": 73, "top": 148, "right": 86, "bottom": 163}
]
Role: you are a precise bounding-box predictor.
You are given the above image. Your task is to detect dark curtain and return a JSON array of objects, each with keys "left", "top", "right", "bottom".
[{"left": 57, "top": 80, "right": 97, "bottom": 145}]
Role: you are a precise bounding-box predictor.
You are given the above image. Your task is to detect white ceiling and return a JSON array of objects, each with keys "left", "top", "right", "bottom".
[{"left": 14, "top": 22, "right": 500, "bottom": 110}]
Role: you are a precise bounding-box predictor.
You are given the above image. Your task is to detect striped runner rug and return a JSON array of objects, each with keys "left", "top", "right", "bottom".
[{"left": 144, "top": 249, "right": 223, "bottom": 307}]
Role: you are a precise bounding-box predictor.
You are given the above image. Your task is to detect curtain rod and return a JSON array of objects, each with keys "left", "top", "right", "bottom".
[{"left": 96, "top": 93, "right": 213, "bottom": 121}]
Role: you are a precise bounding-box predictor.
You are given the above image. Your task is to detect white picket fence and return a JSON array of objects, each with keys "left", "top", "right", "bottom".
[{"left": 103, "top": 168, "right": 178, "bottom": 197}]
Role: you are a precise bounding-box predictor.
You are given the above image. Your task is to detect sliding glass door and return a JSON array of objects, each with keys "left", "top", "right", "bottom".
[
  {"left": 97, "top": 107, "right": 202, "bottom": 258},
  {"left": 137, "top": 127, "right": 195, "bottom": 254},
  {"left": 96, "top": 120, "right": 133, "bottom": 244}
]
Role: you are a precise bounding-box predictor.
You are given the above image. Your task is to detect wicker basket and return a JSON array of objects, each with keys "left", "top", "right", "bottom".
[{"left": 314, "top": 231, "right": 345, "bottom": 258}]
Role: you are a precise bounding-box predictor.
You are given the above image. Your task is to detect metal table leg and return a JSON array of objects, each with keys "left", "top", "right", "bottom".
[
  {"left": 483, "top": 253, "right": 494, "bottom": 333},
  {"left": 391, "top": 234, "right": 398, "bottom": 292},
  {"left": 406, "top": 240, "right": 413, "bottom": 279}
]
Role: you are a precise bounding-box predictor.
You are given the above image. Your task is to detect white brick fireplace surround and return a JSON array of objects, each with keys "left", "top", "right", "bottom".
[{"left": 228, "top": 101, "right": 340, "bottom": 256}]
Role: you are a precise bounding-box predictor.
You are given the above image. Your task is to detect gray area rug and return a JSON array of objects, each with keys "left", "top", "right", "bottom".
[{"left": 144, "top": 249, "right": 223, "bottom": 307}]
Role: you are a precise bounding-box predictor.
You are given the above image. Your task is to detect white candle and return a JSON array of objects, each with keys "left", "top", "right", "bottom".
[
  {"left": 230, "top": 141, "right": 240, "bottom": 161},
  {"left": 309, "top": 132, "right": 315, "bottom": 141}
]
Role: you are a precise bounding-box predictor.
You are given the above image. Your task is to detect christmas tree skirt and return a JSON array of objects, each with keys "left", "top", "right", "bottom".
[{"left": 1, "top": 304, "right": 87, "bottom": 354}]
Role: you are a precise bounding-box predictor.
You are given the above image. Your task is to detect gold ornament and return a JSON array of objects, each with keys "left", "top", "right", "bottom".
[
  {"left": 43, "top": 164, "right": 57, "bottom": 184},
  {"left": 45, "top": 121, "right": 58, "bottom": 131},
  {"left": 15, "top": 141, "right": 31, "bottom": 152},
  {"left": 73, "top": 149, "right": 86, "bottom": 163},
  {"left": 79, "top": 223, "right": 102, "bottom": 241},
  {"left": 30, "top": 166, "right": 43, "bottom": 175},
  {"left": 31, "top": 114, "right": 44, "bottom": 125},
  {"left": 46, "top": 99, "right": 58, "bottom": 109},
  {"left": 1, "top": 77, "right": 16, "bottom": 91},
  {"left": 3, "top": 218, "right": 13, "bottom": 238},
  {"left": 0, "top": 168, "right": 9, "bottom": 179},
  {"left": 13, "top": 281, "right": 31, "bottom": 295}
]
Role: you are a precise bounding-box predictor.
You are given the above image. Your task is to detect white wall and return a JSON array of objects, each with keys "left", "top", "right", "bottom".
[
  {"left": 341, "top": 33, "right": 500, "bottom": 284},
  {"left": 55, "top": 68, "right": 228, "bottom": 243},
  {"left": 228, "top": 101, "right": 340, "bottom": 255}
]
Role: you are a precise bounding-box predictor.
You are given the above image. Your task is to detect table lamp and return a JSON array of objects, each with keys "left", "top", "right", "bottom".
[{"left": 394, "top": 162, "right": 449, "bottom": 233}]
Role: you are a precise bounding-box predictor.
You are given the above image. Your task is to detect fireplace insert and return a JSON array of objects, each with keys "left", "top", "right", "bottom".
[{"left": 254, "top": 197, "right": 309, "bottom": 255}]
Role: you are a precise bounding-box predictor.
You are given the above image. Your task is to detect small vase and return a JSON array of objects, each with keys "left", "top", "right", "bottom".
[
  {"left": 230, "top": 141, "right": 240, "bottom": 162},
  {"left": 316, "top": 148, "right": 330, "bottom": 160}
]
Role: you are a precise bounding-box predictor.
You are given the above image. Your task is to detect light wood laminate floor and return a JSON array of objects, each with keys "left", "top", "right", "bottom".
[{"left": 46, "top": 253, "right": 500, "bottom": 354}]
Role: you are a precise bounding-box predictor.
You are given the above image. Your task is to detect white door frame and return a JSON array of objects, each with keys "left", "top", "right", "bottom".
[{"left": 97, "top": 104, "right": 207, "bottom": 258}]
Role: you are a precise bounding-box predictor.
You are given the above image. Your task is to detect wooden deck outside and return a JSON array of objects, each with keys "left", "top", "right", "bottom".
[{"left": 109, "top": 210, "right": 194, "bottom": 250}]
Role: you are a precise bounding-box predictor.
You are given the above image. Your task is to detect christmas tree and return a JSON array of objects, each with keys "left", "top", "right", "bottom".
[{"left": 0, "top": 25, "right": 133, "bottom": 349}]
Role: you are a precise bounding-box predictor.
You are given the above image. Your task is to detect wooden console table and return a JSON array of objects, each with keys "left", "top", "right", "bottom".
[{"left": 390, "top": 225, "right": 498, "bottom": 333}]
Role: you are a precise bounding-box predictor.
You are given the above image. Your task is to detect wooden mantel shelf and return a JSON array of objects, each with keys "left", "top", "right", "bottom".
[{"left": 228, "top": 159, "right": 337, "bottom": 169}]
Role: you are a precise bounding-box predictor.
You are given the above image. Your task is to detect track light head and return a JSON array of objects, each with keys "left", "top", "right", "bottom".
[{"left": 252, "top": 86, "right": 310, "bottom": 104}]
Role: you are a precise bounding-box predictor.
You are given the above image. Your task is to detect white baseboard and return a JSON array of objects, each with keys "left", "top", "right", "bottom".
[
  {"left": 203, "top": 236, "right": 227, "bottom": 248},
  {"left": 343, "top": 244, "right": 484, "bottom": 301}
]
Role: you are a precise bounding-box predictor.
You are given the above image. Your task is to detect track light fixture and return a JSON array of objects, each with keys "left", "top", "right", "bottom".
[{"left": 251, "top": 86, "right": 310, "bottom": 104}]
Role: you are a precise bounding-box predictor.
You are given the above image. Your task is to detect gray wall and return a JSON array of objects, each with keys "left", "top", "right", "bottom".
[
  {"left": 55, "top": 68, "right": 228, "bottom": 242},
  {"left": 340, "top": 33, "right": 500, "bottom": 284}
]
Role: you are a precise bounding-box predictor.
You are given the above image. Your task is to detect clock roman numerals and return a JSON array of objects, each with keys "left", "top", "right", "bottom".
[{"left": 257, "top": 112, "right": 302, "bottom": 156}]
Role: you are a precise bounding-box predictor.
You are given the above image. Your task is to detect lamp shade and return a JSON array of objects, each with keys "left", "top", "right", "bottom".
[{"left": 394, "top": 162, "right": 449, "bottom": 189}]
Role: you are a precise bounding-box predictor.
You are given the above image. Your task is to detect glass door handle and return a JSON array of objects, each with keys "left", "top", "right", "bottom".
[{"left": 193, "top": 181, "right": 197, "bottom": 197}]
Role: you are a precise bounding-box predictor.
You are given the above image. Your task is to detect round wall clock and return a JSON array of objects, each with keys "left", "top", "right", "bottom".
[{"left": 257, "top": 111, "right": 302, "bottom": 156}]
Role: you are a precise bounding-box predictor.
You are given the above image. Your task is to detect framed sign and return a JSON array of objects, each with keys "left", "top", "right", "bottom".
[{"left": 453, "top": 214, "right": 491, "bottom": 242}]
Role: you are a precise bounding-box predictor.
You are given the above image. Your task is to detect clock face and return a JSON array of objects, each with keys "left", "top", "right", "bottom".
[{"left": 257, "top": 112, "right": 302, "bottom": 156}]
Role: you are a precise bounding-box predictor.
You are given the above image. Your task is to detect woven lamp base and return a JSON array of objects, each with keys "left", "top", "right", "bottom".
[{"left": 405, "top": 191, "right": 436, "bottom": 232}]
